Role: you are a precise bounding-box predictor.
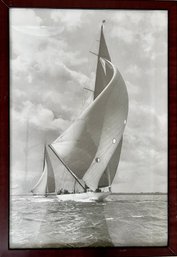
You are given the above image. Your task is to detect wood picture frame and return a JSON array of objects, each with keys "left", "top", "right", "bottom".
[{"left": 0, "top": 0, "right": 177, "bottom": 256}]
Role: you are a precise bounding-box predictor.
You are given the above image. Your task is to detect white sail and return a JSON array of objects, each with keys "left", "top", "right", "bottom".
[
  {"left": 98, "top": 137, "right": 123, "bottom": 187},
  {"left": 31, "top": 146, "right": 55, "bottom": 195},
  {"left": 45, "top": 146, "right": 56, "bottom": 193},
  {"left": 50, "top": 59, "right": 113, "bottom": 180},
  {"left": 82, "top": 60, "right": 128, "bottom": 190},
  {"left": 94, "top": 23, "right": 123, "bottom": 188},
  {"left": 51, "top": 59, "right": 128, "bottom": 190},
  {"left": 50, "top": 22, "right": 128, "bottom": 191},
  {"left": 31, "top": 159, "right": 48, "bottom": 195}
]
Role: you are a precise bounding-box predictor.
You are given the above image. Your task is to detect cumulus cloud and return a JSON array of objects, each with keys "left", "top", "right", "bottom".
[
  {"left": 10, "top": 9, "right": 167, "bottom": 193},
  {"left": 112, "top": 98, "right": 167, "bottom": 193},
  {"left": 51, "top": 9, "right": 83, "bottom": 31},
  {"left": 10, "top": 8, "right": 42, "bottom": 26}
]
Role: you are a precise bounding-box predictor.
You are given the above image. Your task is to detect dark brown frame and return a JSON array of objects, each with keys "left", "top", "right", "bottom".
[{"left": 0, "top": 0, "right": 177, "bottom": 256}]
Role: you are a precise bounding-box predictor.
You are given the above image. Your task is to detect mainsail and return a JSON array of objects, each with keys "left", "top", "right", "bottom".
[
  {"left": 50, "top": 22, "right": 129, "bottom": 191},
  {"left": 31, "top": 145, "right": 55, "bottom": 195}
]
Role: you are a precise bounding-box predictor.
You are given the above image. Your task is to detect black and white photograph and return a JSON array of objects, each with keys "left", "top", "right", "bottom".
[{"left": 10, "top": 8, "right": 168, "bottom": 248}]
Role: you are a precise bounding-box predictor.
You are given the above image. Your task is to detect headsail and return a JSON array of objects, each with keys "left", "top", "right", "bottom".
[
  {"left": 31, "top": 159, "right": 48, "bottom": 195},
  {"left": 31, "top": 145, "right": 55, "bottom": 194},
  {"left": 98, "top": 137, "right": 123, "bottom": 188},
  {"left": 45, "top": 146, "right": 55, "bottom": 193}
]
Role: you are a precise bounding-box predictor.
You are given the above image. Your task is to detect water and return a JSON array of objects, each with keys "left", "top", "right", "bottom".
[{"left": 10, "top": 194, "right": 167, "bottom": 248}]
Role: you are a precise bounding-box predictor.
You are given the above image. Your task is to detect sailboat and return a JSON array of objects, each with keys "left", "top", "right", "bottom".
[
  {"left": 31, "top": 145, "right": 56, "bottom": 197},
  {"left": 31, "top": 21, "right": 128, "bottom": 201}
]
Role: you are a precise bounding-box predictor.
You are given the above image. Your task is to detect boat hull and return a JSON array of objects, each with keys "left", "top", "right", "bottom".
[
  {"left": 32, "top": 193, "right": 56, "bottom": 198},
  {"left": 56, "top": 192, "right": 111, "bottom": 202}
]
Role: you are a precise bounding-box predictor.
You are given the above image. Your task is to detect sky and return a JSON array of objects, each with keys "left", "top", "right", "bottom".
[{"left": 10, "top": 9, "right": 167, "bottom": 194}]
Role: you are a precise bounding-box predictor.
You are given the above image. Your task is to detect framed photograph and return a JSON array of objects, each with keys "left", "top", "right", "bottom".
[{"left": 0, "top": 0, "right": 177, "bottom": 256}]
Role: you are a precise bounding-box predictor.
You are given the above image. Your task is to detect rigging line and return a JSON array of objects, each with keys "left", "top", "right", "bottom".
[
  {"left": 48, "top": 144, "right": 86, "bottom": 191},
  {"left": 89, "top": 51, "right": 98, "bottom": 56},
  {"left": 83, "top": 87, "right": 94, "bottom": 93}
]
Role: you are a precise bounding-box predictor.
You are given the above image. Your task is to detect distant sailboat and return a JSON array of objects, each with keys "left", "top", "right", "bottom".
[
  {"left": 31, "top": 21, "right": 128, "bottom": 201},
  {"left": 31, "top": 145, "right": 55, "bottom": 196}
]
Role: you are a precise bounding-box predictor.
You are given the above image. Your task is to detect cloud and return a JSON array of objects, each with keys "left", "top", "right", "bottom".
[
  {"left": 111, "top": 26, "right": 134, "bottom": 44},
  {"left": 112, "top": 99, "right": 167, "bottom": 192},
  {"left": 10, "top": 10, "right": 94, "bottom": 195},
  {"left": 109, "top": 10, "right": 167, "bottom": 74},
  {"left": 12, "top": 100, "right": 70, "bottom": 135},
  {"left": 50, "top": 9, "right": 84, "bottom": 31},
  {"left": 10, "top": 8, "right": 42, "bottom": 26},
  {"left": 10, "top": 15, "right": 91, "bottom": 124},
  {"left": 10, "top": 9, "right": 167, "bottom": 193}
]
